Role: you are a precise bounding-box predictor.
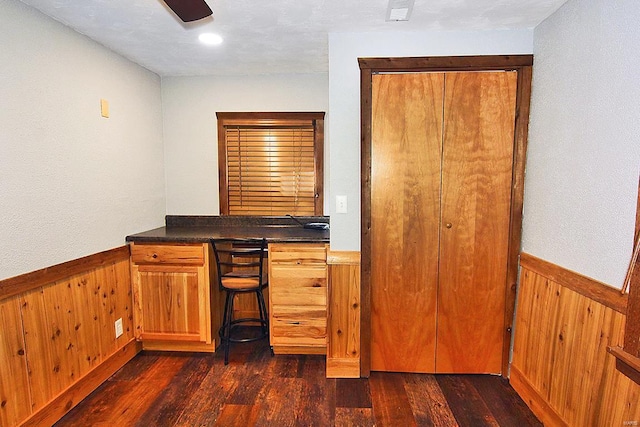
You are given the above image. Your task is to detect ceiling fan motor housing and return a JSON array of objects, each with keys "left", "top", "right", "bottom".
[{"left": 163, "top": 0, "right": 212, "bottom": 22}]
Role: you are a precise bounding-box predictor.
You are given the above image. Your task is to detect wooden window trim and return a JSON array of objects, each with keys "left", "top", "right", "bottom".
[
  {"left": 359, "top": 55, "right": 533, "bottom": 378},
  {"left": 216, "top": 112, "right": 324, "bottom": 216}
]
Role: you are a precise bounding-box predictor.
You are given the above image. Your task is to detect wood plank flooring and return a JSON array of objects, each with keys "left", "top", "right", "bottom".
[{"left": 55, "top": 336, "right": 541, "bottom": 426}]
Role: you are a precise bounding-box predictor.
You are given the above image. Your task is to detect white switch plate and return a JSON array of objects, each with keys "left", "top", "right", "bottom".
[
  {"left": 336, "top": 195, "right": 348, "bottom": 213},
  {"left": 115, "top": 318, "right": 123, "bottom": 338}
]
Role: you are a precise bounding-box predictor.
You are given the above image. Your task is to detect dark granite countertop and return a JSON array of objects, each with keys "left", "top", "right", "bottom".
[{"left": 125, "top": 215, "right": 330, "bottom": 244}]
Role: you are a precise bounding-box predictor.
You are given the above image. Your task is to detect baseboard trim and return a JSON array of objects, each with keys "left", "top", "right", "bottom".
[
  {"left": 142, "top": 340, "right": 216, "bottom": 353},
  {"left": 326, "top": 358, "right": 360, "bottom": 378},
  {"left": 20, "top": 338, "right": 141, "bottom": 427},
  {"left": 510, "top": 365, "right": 568, "bottom": 427},
  {"left": 272, "top": 345, "right": 326, "bottom": 355}
]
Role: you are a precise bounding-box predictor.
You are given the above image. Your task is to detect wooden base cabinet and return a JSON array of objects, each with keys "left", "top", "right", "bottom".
[
  {"left": 130, "top": 242, "right": 221, "bottom": 352},
  {"left": 269, "top": 243, "right": 328, "bottom": 355}
]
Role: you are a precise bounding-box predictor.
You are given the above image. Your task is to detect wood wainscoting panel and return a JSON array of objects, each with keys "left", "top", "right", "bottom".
[
  {"left": 0, "top": 296, "right": 30, "bottom": 427},
  {"left": 20, "top": 257, "right": 134, "bottom": 411},
  {"left": 327, "top": 251, "right": 361, "bottom": 378},
  {"left": 20, "top": 339, "right": 140, "bottom": 427},
  {"left": 512, "top": 254, "right": 640, "bottom": 426},
  {"left": 0, "top": 246, "right": 137, "bottom": 427}
]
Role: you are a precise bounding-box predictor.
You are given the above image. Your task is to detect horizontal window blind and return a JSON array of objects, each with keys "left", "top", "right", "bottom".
[{"left": 225, "top": 125, "right": 316, "bottom": 216}]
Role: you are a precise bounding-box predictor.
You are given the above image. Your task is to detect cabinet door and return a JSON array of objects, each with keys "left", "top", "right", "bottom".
[
  {"left": 130, "top": 243, "right": 212, "bottom": 346},
  {"left": 436, "top": 71, "right": 517, "bottom": 373},
  {"left": 370, "top": 73, "right": 443, "bottom": 373},
  {"left": 134, "top": 265, "right": 208, "bottom": 342}
]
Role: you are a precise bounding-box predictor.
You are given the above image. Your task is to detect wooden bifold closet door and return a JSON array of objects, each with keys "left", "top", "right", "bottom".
[{"left": 370, "top": 71, "right": 517, "bottom": 374}]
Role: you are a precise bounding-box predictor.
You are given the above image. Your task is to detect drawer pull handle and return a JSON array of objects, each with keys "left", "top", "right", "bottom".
[
  {"left": 152, "top": 253, "right": 158, "bottom": 259},
  {"left": 289, "top": 321, "right": 300, "bottom": 325}
]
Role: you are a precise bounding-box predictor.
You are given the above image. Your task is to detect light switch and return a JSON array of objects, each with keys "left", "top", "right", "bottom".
[
  {"left": 336, "top": 195, "right": 348, "bottom": 214},
  {"left": 100, "top": 99, "right": 109, "bottom": 118}
]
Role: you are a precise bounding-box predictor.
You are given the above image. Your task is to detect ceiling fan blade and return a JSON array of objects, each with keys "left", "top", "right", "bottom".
[{"left": 162, "top": 0, "right": 212, "bottom": 22}]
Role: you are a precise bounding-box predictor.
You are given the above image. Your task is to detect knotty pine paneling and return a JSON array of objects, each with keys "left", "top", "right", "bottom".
[
  {"left": 327, "top": 251, "right": 361, "bottom": 378},
  {"left": 0, "top": 247, "right": 137, "bottom": 427},
  {"left": 21, "top": 258, "right": 134, "bottom": 411},
  {"left": 512, "top": 254, "right": 640, "bottom": 426},
  {"left": 0, "top": 296, "right": 30, "bottom": 427}
]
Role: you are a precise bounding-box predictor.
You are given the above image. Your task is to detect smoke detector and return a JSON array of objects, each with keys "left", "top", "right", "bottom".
[{"left": 386, "top": 0, "right": 415, "bottom": 21}]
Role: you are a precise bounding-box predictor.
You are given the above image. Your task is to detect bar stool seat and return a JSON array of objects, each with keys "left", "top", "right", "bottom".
[{"left": 211, "top": 238, "right": 269, "bottom": 365}]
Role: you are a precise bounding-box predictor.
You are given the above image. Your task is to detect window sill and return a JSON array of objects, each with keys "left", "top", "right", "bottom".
[{"left": 608, "top": 346, "right": 640, "bottom": 386}]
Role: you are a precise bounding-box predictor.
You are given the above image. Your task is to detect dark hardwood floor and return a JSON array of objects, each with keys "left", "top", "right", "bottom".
[{"left": 55, "top": 336, "right": 541, "bottom": 426}]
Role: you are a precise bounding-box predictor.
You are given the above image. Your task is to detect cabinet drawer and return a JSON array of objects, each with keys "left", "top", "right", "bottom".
[
  {"left": 269, "top": 244, "right": 327, "bottom": 264},
  {"left": 269, "top": 264, "right": 327, "bottom": 280},
  {"left": 271, "top": 305, "right": 327, "bottom": 321},
  {"left": 131, "top": 243, "right": 204, "bottom": 265},
  {"left": 269, "top": 278, "right": 327, "bottom": 306},
  {"left": 271, "top": 305, "right": 327, "bottom": 347}
]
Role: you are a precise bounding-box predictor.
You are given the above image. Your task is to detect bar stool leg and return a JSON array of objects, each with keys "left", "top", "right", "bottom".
[
  {"left": 256, "top": 290, "right": 268, "bottom": 335},
  {"left": 226, "top": 291, "right": 237, "bottom": 365}
]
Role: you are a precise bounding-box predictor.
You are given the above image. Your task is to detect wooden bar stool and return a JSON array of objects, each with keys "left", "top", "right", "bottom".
[{"left": 210, "top": 238, "right": 269, "bottom": 365}]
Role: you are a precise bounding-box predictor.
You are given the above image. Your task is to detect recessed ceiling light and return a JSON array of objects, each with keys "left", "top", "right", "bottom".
[
  {"left": 386, "top": 0, "right": 415, "bottom": 21},
  {"left": 199, "top": 33, "right": 223, "bottom": 45}
]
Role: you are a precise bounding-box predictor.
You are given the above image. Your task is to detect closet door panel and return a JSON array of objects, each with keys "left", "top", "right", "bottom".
[
  {"left": 371, "top": 73, "right": 443, "bottom": 373},
  {"left": 436, "top": 71, "right": 517, "bottom": 373}
]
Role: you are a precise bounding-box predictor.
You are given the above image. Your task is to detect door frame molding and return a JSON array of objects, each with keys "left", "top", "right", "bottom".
[{"left": 359, "top": 55, "right": 534, "bottom": 377}]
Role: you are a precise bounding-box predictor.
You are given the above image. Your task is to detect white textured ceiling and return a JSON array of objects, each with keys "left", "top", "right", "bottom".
[{"left": 18, "top": 0, "right": 567, "bottom": 76}]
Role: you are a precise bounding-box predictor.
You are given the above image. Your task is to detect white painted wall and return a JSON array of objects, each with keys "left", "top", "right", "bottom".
[
  {"left": 327, "top": 30, "right": 534, "bottom": 250},
  {"left": 0, "top": 0, "right": 165, "bottom": 280},
  {"left": 522, "top": 0, "right": 640, "bottom": 289},
  {"left": 161, "top": 73, "right": 329, "bottom": 215}
]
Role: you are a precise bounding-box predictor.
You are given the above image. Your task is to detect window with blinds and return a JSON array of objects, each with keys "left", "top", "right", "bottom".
[{"left": 216, "top": 112, "right": 324, "bottom": 216}]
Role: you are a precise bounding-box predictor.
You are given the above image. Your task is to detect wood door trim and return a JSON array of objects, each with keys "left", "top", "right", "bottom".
[
  {"left": 360, "top": 64, "right": 373, "bottom": 377},
  {"left": 358, "top": 55, "right": 534, "bottom": 72},
  {"left": 359, "top": 55, "right": 533, "bottom": 377},
  {"left": 503, "top": 64, "right": 533, "bottom": 373}
]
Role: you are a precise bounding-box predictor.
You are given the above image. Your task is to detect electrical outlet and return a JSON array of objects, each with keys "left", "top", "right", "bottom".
[{"left": 115, "top": 318, "right": 123, "bottom": 338}]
